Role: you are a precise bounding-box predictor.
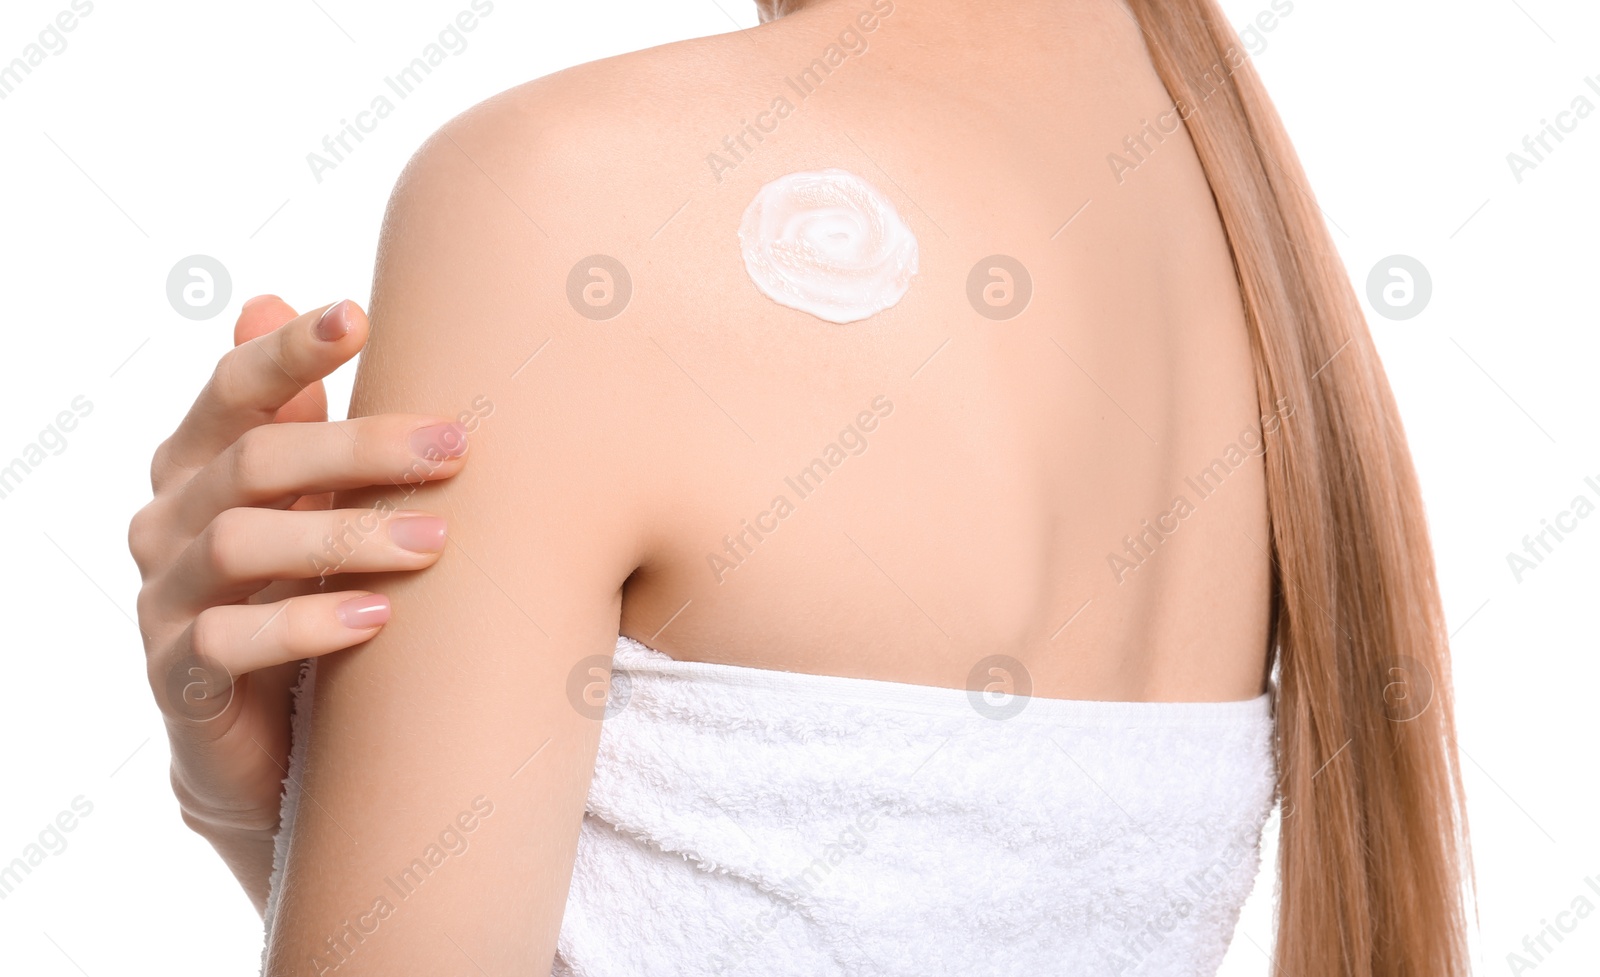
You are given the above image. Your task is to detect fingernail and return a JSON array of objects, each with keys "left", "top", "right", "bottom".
[
  {"left": 336, "top": 594, "right": 390, "bottom": 629},
  {"left": 389, "top": 515, "right": 447, "bottom": 553},
  {"left": 314, "top": 300, "right": 352, "bottom": 342},
  {"left": 409, "top": 422, "right": 468, "bottom": 461}
]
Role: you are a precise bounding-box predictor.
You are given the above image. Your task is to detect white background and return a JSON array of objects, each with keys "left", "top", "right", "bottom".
[{"left": 0, "top": 0, "right": 1595, "bottom": 974}]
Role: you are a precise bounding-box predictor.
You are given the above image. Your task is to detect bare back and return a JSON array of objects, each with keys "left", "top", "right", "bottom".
[
  {"left": 406, "top": 0, "right": 1271, "bottom": 702},
  {"left": 574, "top": 0, "right": 1275, "bottom": 702}
]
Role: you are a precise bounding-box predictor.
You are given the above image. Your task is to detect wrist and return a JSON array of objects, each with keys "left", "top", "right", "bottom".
[
  {"left": 180, "top": 808, "right": 279, "bottom": 846},
  {"left": 181, "top": 810, "right": 279, "bottom": 918}
]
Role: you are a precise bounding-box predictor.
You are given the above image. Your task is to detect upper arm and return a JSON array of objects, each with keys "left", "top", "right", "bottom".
[{"left": 264, "top": 100, "right": 655, "bottom": 975}]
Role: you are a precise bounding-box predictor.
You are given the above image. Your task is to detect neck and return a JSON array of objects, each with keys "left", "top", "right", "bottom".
[
  {"left": 756, "top": 0, "right": 1046, "bottom": 32},
  {"left": 755, "top": 0, "right": 807, "bottom": 20},
  {"left": 755, "top": 0, "right": 820, "bottom": 22}
]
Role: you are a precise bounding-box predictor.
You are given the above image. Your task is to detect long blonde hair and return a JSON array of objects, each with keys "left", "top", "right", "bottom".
[{"left": 1121, "top": 1, "right": 1472, "bottom": 972}]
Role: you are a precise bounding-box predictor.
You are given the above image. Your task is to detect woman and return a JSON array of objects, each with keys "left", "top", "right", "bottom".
[{"left": 131, "top": 0, "right": 1471, "bottom": 973}]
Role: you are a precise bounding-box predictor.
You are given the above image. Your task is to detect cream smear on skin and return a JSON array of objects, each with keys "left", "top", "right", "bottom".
[{"left": 738, "top": 168, "right": 919, "bottom": 324}]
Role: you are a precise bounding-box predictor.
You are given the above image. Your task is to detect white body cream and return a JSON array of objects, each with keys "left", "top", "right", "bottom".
[{"left": 737, "top": 168, "right": 919, "bottom": 324}]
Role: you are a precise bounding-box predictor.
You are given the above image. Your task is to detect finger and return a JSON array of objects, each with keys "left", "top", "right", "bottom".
[
  {"left": 149, "top": 590, "right": 392, "bottom": 724},
  {"left": 235, "top": 295, "right": 329, "bottom": 427},
  {"left": 274, "top": 378, "right": 330, "bottom": 427},
  {"left": 152, "top": 299, "right": 368, "bottom": 490},
  {"left": 233, "top": 294, "right": 297, "bottom": 346},
  {"left": 158, "top": 506, "right": 448, "bottom": 610},
  {"left": 172, "top": 415, "right": 470, "bottom": 534}
]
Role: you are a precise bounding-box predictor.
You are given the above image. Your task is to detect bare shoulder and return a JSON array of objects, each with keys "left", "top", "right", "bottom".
[
  {"left": 360, "top": 35, "right": 819, "bottom": 574},
  {"left": 387, "top": 25, "right": 786, "bottom": 218},
  {"left": 380, "top": 0, "right": 943, "bottom": 242}
]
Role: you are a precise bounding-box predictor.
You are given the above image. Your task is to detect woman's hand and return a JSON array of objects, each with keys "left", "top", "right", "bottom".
[{"left": 128, "top": 295, "right": 470, "bottom": 914}]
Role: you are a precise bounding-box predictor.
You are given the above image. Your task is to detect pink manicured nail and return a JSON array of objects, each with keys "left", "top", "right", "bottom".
[
  {"left": 314, "top": 300, "right": 352, "bottom": 342},
  {"left": 409, "top": 422, "right": 468, "bottom": 461},
  {"left": 336, "top": 594, "right": 390, "bottom": 629},
  {"left": 389, "top": 515, "right": 447, "bottom": 553}
]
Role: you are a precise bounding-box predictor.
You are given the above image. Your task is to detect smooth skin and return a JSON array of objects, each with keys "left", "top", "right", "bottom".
[
  {"left": 157, "top": 0, "right": 1277, "bottom": 971},
  {"left": 129, "top": 296, "right": 469, "bottom": 913}
]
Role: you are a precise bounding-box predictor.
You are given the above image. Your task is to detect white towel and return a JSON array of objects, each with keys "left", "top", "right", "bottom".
[
  {"left": 266, "top": 637, "right": 1276, "bottom": 976},
  {"left": 261, "top": 656, "right": 315, "bottom": 972},
  {"left": 557, "top": 637, "right": 1275, "bottom": 976}
]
